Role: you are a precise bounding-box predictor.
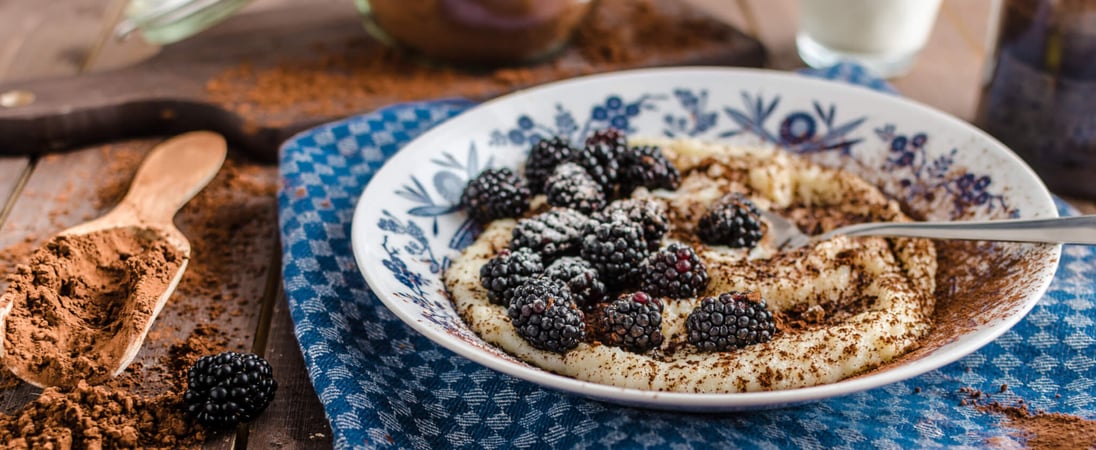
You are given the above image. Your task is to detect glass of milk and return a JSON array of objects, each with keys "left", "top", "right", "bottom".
[{"left": 797, "top": 0, "right": 944, "bottom": 78}]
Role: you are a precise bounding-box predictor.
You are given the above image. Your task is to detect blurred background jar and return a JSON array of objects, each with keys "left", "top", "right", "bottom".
[
  {"left": 355, "top": 0, "right": 596, "bottom": 65},
  {"left": 117, "top": 0, "right": 253, "bottom": 44},
  {"left": 976, "top": 0, "right": 1096, "bottom": 198}
]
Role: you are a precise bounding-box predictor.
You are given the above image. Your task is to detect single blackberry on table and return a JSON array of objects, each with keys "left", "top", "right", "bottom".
[
  {"left": 641, "top": 243, "right": 709, "bottom": 299},
  {"left": 686, "top": 291, "right": 775, "bottom": 352},
  {"left": 595, "top": 198, "right": 669, "bottom": 251},
  {"left": 544, "top": 163, "right": 606, "bottom": 215},
  {"left": 572, "top": 132, "right": 626, "bottom": 195},
  {"left": 185, "top": 352, "right": 277, "bottom": 428},
  {"left": 619, "top": 145, "right": 681, "bottom": 195},
  {"left": 525, "top": 136, "right": 577, "bottom": 194},
  {"left": 480, "top": 248, "right": 544, "bottom": 306},
  {"left": 601, "top": 291, "right": 664, "bottom": 353},
  {"left": 460, "top": 168, "right": 530, "bottom": 225},
  {"left": 510, "top": 208, "right": 591, "bottom": 261},
  {"left": 507, "top": 277, "right": 585, "bottom": 353},
  {"left": 579, "top": 216, "right": 650, "bottom": 289},
  {"left": 697, "top": 193, "right": 764, "bottom": 249},
  {"left": 544, "top": 256, "right": 607, "bottom": 308}
]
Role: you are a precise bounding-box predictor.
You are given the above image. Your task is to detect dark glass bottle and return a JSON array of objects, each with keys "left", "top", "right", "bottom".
[{"left": 976, "top": 0, "right": 1096, "bottom": 198}]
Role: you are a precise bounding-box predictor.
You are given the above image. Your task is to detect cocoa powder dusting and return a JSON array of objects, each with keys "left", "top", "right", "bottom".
[
  {"left": 0, "top": 138, "right": 278, "bottom": 447},
  {"left": 2, "top": 227, "right": 184, "bottom": 387},
  {"left": 856, "top": 239, "right": 1054, "bottom": 378}
]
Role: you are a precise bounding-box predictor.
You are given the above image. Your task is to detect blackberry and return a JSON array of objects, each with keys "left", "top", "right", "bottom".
[
  {"left": 572, "top": 130, "right": 627, "bottom": 195},
  {"left": 619, "top": 145, "right": 681, "bottom": 195},
  {"left": 544, "top": 256, "right": 607, "bottom": 308},
  {"left": 525, "top": 137, "right": 577, "bottom": 194},
  {"left": 584, "top": 128, "right": 628, "bottom": 148},
  {"left": 641, "top": 243, "right": 709, "bottom": 298},
  {"left": 544, "top": 163, "right": 606, "bottom": 215},
  {"left": 697, "top": 193, "right": 764, "bottom": 249},
  {"left": 601, "top": 292, "right": 664, "bottom": 353},
  {"left": 579, "top": 216, "right": 649, "bottom": 289},
  {"left": 595, "top": 198, "right": 669, "bottom": 251},
  {"left": 184, "top": 352, "right": 277, "bottom": 428},
  {"left": 686, "top": 291, "right": 775, "bottom": 352},
  {"left": 507, "top": 277, "right": 585, "bottom": 353},
  {"left": 510, "top": 208, "right": 591, "bottom": 261},
  {"left": 480, "top": 248, "right": 544, "bottom": 306},
  {"left": 460, "top": 168, "right": 531, "bottom": 225}
]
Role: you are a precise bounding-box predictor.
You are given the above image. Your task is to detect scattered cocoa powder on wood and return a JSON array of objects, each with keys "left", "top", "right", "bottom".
[
  {"left": 1, "top": 227, "right": 184, "bottom": 388},
  {"left": 574, "top": 0, "right": 732, "bottom": 66},
  {"left": 204, "top": 0, "right": 739, "bottom": 120},
  {"left": 0, "top": 323, "right": 225, "bottom": 448}
]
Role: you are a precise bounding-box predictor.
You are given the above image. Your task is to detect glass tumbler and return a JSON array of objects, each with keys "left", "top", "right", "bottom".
[{"left": 797, "top": 0, "right": 943, "bottom": 78}]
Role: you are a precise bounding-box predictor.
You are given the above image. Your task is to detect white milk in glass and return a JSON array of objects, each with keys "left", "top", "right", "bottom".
[{"left": 797, "top": 0, "right": 943, "bottom": 77}]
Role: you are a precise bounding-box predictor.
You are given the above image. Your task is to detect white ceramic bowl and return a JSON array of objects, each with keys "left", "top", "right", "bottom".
[{"left": 350, "top": 68, "right": 1060, "bottom": 411}]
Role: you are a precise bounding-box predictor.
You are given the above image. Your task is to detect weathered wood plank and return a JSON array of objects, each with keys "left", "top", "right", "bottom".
[
  {"left": 939, "top": 0, "right": 993, "bottom": 55},
  {"left": 890, "top": 0, "right": 991, "bottom": 121},
  {"left": 0, "top": 158, "right": 30, "bottom": 225},
  {"left": 0, "top": 0, "right": 109, "bottom": 82},
  {"left": 685, "top": 0, "right": 756, "bottom": 39},
  {"left": 737, "top": 0, "right": 801, "bottom": 69},
  {"left": 1063, "top": 197, "right": 1096, "bottom": 215},
  {"left": 247, "top": 290, "right": 333, "bottom": 449}
]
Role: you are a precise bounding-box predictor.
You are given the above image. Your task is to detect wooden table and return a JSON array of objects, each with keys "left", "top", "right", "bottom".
[{"left": 0, "top": 0, "right": 1092, "bottom": 448}]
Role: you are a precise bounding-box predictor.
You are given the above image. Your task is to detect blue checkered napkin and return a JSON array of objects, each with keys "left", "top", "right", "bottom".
[
  {"left": 278, "top": 79, "right": 1096, "bottom": 449},
  {"left": 798, "top": 62, "right": 900, "bottom": 95}
]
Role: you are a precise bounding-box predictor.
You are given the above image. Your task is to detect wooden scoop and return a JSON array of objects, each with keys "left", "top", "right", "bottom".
[{"left": 0, "top": 131, "right": 226, "bottom": 387}]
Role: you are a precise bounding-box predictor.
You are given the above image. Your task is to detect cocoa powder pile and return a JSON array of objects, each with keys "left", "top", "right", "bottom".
[
  {"left": 204, "top": 0, "right": 735, "bottom": 120},
  {"left": 0, "top": 323, "right": 225, "bottom": 448},
  {"left": 0, "top": 139, "right": 279, "bottom": 448},
  {"left": 2, "top": 227, "right": 183, "bottom": 387}
]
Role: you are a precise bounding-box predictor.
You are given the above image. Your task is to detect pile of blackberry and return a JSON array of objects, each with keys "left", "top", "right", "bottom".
[{"left": 459, "top": 128, "right": 774, "bottom": 355}]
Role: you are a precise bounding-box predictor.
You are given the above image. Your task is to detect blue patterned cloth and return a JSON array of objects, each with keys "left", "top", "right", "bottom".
[{"left": 278, "top": 69, "right": 1095, "bottom": 449}]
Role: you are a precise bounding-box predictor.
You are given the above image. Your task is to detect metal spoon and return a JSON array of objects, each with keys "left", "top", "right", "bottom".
[{"left": 758, "top": 208, "right": 1096, "bottom": 251}]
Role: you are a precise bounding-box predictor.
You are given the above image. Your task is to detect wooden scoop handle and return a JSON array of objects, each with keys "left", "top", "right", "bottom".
[{"left": 115, "top": 131, "right": 227, "bottom": 226}]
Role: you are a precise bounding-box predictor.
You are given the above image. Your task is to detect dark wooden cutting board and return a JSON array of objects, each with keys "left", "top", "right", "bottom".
[{"left": 0, "top": 0, "right": 765, "bottom": 162}]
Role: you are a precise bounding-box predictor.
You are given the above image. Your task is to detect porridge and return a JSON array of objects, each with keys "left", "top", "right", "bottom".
[{"left": 445, "top": 131, "right": 936, "bottom": 393}]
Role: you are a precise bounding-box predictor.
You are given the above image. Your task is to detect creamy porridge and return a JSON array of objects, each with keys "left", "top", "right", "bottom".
[{"left": 446, "top": 137, "right": 936, "bottom": 393}]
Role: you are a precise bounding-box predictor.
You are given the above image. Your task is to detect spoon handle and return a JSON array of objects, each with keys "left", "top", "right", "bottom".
[
  {"left": 117, "top": 131, "right": 227, "bottom": 225},
  {"left": 822, "top": 215, "right": 1096, "bottom": 245}
]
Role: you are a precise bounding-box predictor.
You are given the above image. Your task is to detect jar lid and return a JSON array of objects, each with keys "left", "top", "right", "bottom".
[{"left": 115, "top": 0, "right": 251, "bottom": 45}]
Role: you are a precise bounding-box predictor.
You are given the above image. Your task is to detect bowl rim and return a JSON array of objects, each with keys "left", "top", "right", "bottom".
[{"left": 347, "top": 66, "right": 1062, "bottom": 409}]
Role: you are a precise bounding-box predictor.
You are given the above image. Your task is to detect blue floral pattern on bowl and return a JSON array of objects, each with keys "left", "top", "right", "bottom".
[{"left": 350, "top": 68, "right": 1059, "bottom": 411}]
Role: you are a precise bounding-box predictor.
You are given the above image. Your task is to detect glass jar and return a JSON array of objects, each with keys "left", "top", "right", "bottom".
[
  {"left": 354, "top": 0, "right": 596, "bottom": 65},
  {"left": 976, "top": 0, "right": 1096, "bottom": 198},
  {"left": 116, "top": 0, "right": 253, "bottom": 45}
]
